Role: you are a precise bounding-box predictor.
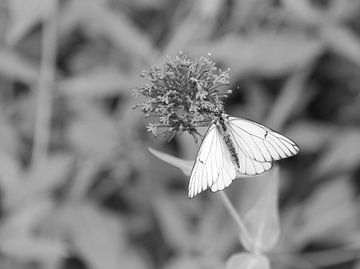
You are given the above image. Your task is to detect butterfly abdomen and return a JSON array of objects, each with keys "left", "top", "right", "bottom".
[
  {"left": 222, "top": 135, "right": 240, "bottom": 168},
  {"left": 217, "top": 117, "right": 240, "bottom": 169}
]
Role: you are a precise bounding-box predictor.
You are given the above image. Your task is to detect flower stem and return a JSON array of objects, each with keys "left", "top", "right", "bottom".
[
  {"left": 31, "top": 0, "right": 58, "bottom": 167},
  {"left": 218, "top": 191, "right": 253, "bottom": 249}
]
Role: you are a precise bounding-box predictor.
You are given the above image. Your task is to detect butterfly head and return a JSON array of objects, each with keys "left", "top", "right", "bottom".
[
  {"left": 212, "top": 109, "right": 226, "bottom": 120},
  {"left": 211, "top": 111, "right": 228, "bottom": 133}
]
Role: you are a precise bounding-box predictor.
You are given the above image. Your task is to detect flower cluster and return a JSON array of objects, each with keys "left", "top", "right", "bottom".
[{"left": 134, "top": 52, "right": 231, "bottom": 140}]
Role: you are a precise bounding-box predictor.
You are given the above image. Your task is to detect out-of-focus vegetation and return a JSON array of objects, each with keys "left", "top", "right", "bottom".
[{"left": 0, "top": 0, "right": 360, "bottom": 269}]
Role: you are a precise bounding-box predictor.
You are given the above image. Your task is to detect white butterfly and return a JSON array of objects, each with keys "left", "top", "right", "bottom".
[{"left": 188, "top": 113, "right": 299, "bottom": 198}]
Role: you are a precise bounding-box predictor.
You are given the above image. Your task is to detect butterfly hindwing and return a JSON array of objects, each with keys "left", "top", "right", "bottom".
[
  {"left": 226, "top": 116, "right": 299, "bottom": 163},
  {"left": 188, "top": 124, "right": 236, "bottom": 198},
  {"left": 236, "top": 148, "right": 273, "bottom": 175}
]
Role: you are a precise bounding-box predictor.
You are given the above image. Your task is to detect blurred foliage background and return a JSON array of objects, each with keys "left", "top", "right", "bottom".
[{"left": 0, "top": 0, "right": 360, "bottom": 269}]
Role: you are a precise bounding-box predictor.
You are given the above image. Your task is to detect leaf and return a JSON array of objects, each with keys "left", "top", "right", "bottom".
[
  {"left": 7, "top": 0, "right": 54, "bottom": 45},
  {"left": 148, "top": 147, "right": 193, "bottom": 176},
  {"left": 0, "top": 152, "right": 20, "bottom": 194},
  {"left": 314, "top": 129, "right": 360, "bottom": 178},
  {"left": 58, "top": 67, "right": 139, "bottom": 98},
  {"left": 227, "top": 253, "right": 270, "bottom": 269},
  {"left": 290, "top": 177, "right": 359, "bottom": 245},
  {"left": 199, "top": 0, "right": 223, "bottom": 20},
  {"left": 0, "top": 48, "right": 38, "bottom": 83},
  {"left": 196, "top": 201, "right": 237, "bottom": 257},
  {"left": 191, "top": 31, "right": 323, "bottom": 77},
  {"left": 354, "top": 260, "right": 360, "bottom": 269},
  {"left": 1, "top": 197, "right": 54, "bottom": 237},
  {"left": 152, "top": 194, "right": 193, "bottom": 251},
  {"left": 286, "top": 121, "right": 336, "bottom": 153},
  {"left": 0, "top": 113, "right": 19, "bottom": 156},
  {"left": 242, "top": 167, "right": 280, "bottom": 253},
  {"left": 321, "top": 24, "right": 360, "bottom": 66},
  {"left": 282, "top": 0, "right": 324, "bottom": 26},
  {"left": 58, "top": 202, "right": 126, "bottom": 269},
  {"left": 67, "top": 105, "right": 121, "bottom": 159},
  {"left": 165, "top": 255, "right": 223, "bottom": 269},
  {"left": 0, "top": 198, "right": 66, "bottom": 262},
  {"left": 0, "top": 114, "right": 21, "bottom": 192},
  {"left": 64, "top": 0, "right": 157, "bottom": 62},
  {"left": 328, "top": 0, "right": 360, "bottom": 21},
  {"left": 265, "top": 70, "right": 307, "bottom": 130},
  {"left": 0, "top": 236, "right": 67, "bottom": 262},
  {"left": 4, "top": 154, "right": 73, "bottom": 208},
  {"left": 124, "top": 0, "right": 167, "bottom": 10}
]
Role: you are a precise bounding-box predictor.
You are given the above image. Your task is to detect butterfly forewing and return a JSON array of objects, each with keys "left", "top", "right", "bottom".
[
  {"left": 226, "top": 116, "right": 299, "bottom": 162},
  {"left": 188, "top": 124, "right": 236, "bottom": 198}
]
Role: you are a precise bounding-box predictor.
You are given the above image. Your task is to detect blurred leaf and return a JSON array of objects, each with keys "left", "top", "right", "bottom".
[
  {"left": 265, "top": 70, "right": 307, "bottom": 130},
  {"left": 5, "top": 154, "right": 73, "bottom": 208},
  {"left": 328, "top": 0, "right": 360, "bottom": 21},
  {"left": 152, "top": 194, "right": 193, "bottom": 251},
  {"left": 243, "top": 168, "right": 280, "bottom": 253},
  {"left": 0, "top": 236, "right": 67, "bottom": 262},
  {"left": 0, "top": 197, "right": 67, "bottom": 263},
  {"left": 148, "top": 147, "right": 193, "bottom": 176},
  {"left": 122, "top": 0, "right": 168, "bottom": 10},
  {"left": 0, "top": 151, "right": 20, "bottom": 194},
  {"left": 192, "top": 31, "right": 323, "bottom": 77},
  {"left": 68, "top": 104, "right": 121, "bottom": 159},
  {"left": 199, "top": 0, "right": 223, "bottom": 20},
  {"left": 0, "top": 48, "right": 38, "bottom": 83},
  {"left": 1, "top": 197, "right": 54, "bottom": 237},
  {"left": 67, "top": 159, "right": 103, "bottom": 200},
  {"left": 291, "top": 177, "right": 359, "bottom": 245},
  {"left": 0, "top": 114, "right": 21, "bottom": 192},
  {"left": 286, "top": 121, "right": 336, "bottom": 153},
  {"left": 0, "top": 113, "right": 19, "bottom": 156},
  {"left": 59, "top": 202, "right": 128, "bottom": 269},
  {"left": 157, "top": 2, "right": 201, "bottom": 63},
  {"left": 64, "top": 0, "right": 157, "bottom": 62},
  {"left": 314, "top": 129, "right": 360, "bottom": 178},
  {"left": 165, "top": 255, "right": 223, "bottom": 269},
  {"left": 282, "top": 0, "right": 324, "bottom": 26},
  {"left": 6, "top": 0, "right": 54, "bottom": 45},
  {"left": 227, "top": 253, "right": 270, "bottom": 269},
  {"left": 196, "top": 201, "right": 236, "bottom": 257},
  {"left": 165, "top": 256, "right": 199, "bottom": 269},
  {"left": 354, "top": 260, "right": 360, "bottom": 269},
  {"left": 59, "top": 67, "right": 138, "bottom": 97},
  {"left": 321, "top": 24, "right": 360, "bottom": 66},
  {"left": 234, "top": 82, "right": 270, "bottom": 121}
]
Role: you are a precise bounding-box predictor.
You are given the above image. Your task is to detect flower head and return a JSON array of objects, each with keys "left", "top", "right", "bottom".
[{"left": 134, "top": 52, "right": 231, "bottom": 140}]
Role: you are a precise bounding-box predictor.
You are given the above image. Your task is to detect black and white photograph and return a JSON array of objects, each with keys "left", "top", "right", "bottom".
[{"left": 0, "top": 0, "right": 359, "bottom": 269}]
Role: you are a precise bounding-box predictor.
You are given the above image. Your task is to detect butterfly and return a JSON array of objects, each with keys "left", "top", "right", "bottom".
[{"left": 188, "top": 113, "right": 299, "bottom": 198}]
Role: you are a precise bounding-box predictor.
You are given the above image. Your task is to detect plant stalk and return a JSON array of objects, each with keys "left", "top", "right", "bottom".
[
  {"left": 218, "top": 191, "right": 253, "bottom": 249},
  {"left": 32, "top": 0, "right": 58, "bottom": 167}
]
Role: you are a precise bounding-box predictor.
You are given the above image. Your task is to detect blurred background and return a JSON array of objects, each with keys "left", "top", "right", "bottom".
[{"left": 0, "top": 0, "right": 360, "bottom": 268}]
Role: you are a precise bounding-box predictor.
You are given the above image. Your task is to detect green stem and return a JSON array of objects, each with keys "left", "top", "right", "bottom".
[
  {"left": 32, "top": 0, "right": 58, "bottom": 166},
  {"left": 218, "top": 191, "right": 253, "bottom": 250}
]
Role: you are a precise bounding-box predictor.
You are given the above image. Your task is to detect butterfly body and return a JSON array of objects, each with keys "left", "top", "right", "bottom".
[
  {"left": 216, "top": 115, "right": 240, "bottom": 170},
  {"left": 188, "top": 113, "right": 299, "bottom": 198}
]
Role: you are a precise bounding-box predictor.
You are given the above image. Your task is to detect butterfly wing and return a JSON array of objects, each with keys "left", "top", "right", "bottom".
[
  {"left": 235, "top": 148, "right": 273, "bottom": 175},
  {"left": 188, "top": 124, "right": 236, "bottom": 198},
  {"left": 226, "top": 116, "right": 299, "bottom": 163}
]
